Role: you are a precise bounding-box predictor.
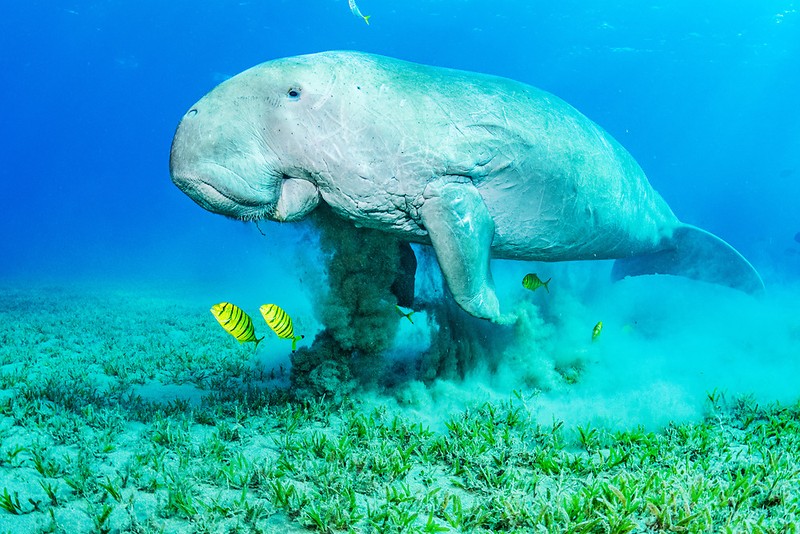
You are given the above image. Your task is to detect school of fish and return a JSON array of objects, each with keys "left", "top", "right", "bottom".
[
  {"left": 211, "top": 276, "right": 607, "bottom": 353},
  {"left": 211, "top": 302, "right": 303, "bottom": 351},
  {"left": 521, "top": 275, "right": 604, "bottom": 343}
]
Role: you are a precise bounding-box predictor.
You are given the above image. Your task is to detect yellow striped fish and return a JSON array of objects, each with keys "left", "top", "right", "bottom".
[
  {"left": 592, "top": 321, "right": 603, "bottom": 342},
  {"left": 210, "top": 302, "right": 263, "bottom": 347},
  {"left": 522, "top": 273, "right": 551, "bottom": 293},
  {"left": 259, "top": 304, "right": 304, "bottom": 351}
]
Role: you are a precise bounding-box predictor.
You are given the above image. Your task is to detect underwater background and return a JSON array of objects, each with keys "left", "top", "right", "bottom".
[
  {"left": 3, "top": 0, "right": 800, "bottom": 286},
  {"left": 1, "top": 1, "right": 800, "bottom": 532}
]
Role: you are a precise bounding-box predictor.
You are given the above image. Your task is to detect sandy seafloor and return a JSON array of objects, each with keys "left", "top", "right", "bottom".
[{"left": 1, "top": 270, "right": 799, "bottom": 533}]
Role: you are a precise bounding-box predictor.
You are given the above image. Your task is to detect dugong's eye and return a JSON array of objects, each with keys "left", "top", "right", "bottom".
[{"left": 287, "top": 88, "right": 301, "bottom": 101}]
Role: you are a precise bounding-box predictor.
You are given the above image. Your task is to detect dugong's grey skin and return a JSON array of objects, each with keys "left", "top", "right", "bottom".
[{"left": 170, "top": 51, "right": 763, "bottom": 321}]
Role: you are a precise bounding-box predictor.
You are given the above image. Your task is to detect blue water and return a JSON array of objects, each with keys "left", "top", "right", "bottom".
[{"left": 2, "top": 0, "right": 798, "bottom": 285}]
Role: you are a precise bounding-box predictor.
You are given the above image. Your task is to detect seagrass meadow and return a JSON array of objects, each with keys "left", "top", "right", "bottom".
[{"left": 1, "top": 283, "right": 799, "bottom": 533}]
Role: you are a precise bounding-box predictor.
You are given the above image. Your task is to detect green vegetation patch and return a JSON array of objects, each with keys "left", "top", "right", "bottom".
[{"left": 0, "top": 286, "right": 798, "bottom": 533}]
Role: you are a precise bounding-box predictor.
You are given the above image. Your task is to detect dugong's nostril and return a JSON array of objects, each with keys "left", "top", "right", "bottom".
[{"left": 187, "top": 108, "right": 198, "bottom": 117}]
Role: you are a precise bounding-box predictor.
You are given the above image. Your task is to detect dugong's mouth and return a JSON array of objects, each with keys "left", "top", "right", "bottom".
[{"left": 172, "top": 166, "right": 277, "bottom": 222}]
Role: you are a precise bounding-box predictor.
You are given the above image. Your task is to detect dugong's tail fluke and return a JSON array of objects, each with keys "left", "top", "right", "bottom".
[{"left": 611, "top": 225, "right": 765, "bottom": 294}]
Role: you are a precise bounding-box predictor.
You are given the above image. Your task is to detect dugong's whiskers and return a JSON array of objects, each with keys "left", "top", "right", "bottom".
[{"left": 237, "top": 204, "right": 275, "bottom": 224}]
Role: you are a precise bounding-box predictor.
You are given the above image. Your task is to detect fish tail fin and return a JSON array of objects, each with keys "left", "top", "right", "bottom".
[
  {"left": 611, "top": 224, "right": 764, "bottom": 294},
  {"left": 291, "top": 335, "right": 304, "bottom": 352},
  {"left": 254, "top": 336, "right": 264, "bottom": 349},
  {"left": 543, "top": 278, "right": 551, "bottom": 293},
  {"left": 395, "top": 305, "right": 415, "bottom": 324},
  {"left": 363, "top": 15, "right": 371, "bottom": 25}
]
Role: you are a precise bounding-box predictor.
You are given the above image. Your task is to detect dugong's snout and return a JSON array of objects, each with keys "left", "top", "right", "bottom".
[{"left": 169, "top": 107, "right": 282, "bottom": 221}]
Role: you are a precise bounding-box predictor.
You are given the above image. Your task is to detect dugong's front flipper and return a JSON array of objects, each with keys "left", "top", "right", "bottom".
[
  {"left": 611, "top": 225, "right": 765, "bottom": 294},
  {"left": 419, "top": 181, "right": 501, "bottom": 321}
]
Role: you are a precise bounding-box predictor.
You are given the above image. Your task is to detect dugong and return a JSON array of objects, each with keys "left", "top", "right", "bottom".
[{"left": 170, "top": 51, "right": 763, "bottom": 322}]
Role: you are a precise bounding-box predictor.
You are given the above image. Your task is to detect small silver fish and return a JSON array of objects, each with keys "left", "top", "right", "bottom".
[{"left": 348, "top": 0, "right": 370, "bottom": 25}]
